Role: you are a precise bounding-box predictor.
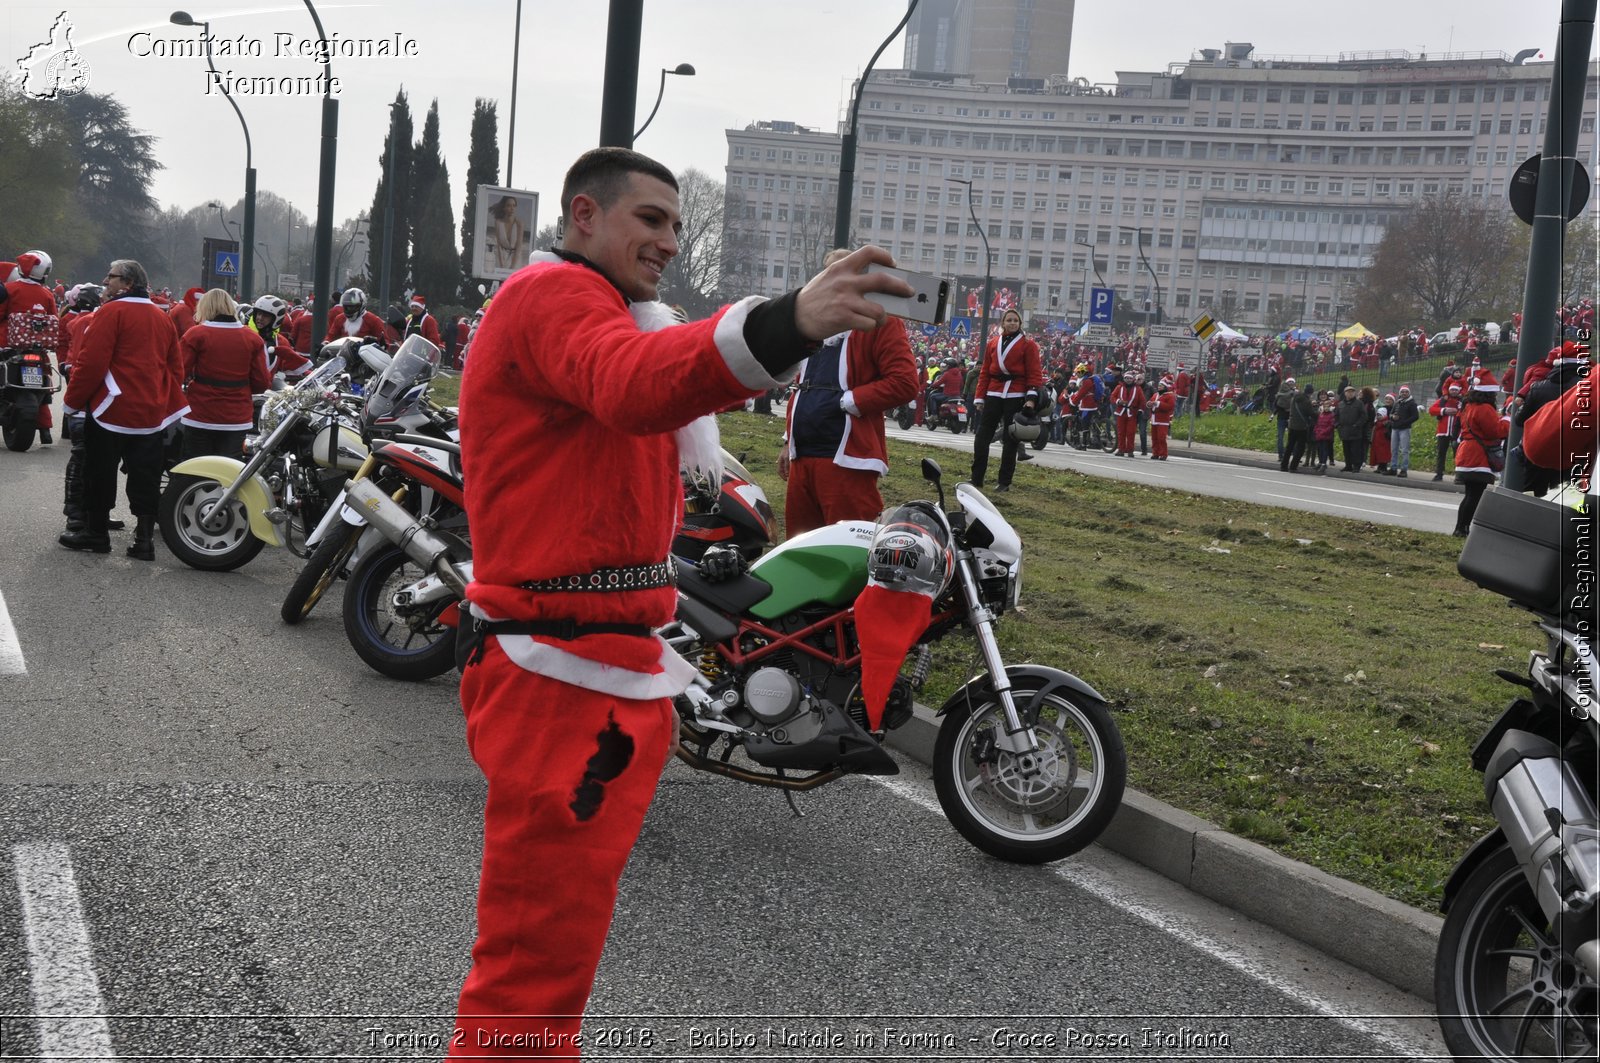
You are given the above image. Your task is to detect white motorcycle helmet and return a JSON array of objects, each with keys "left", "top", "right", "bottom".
[
  {"left": 867, "top": 501, "right": 954, "bottom": 599},
  {"left": 1007, "top": 409, "right": 1043, "bottom": 442},
  {"left": 251, "top": 294, "right": 289, "bottom": 331},
  {"left": 19, "top": 250, "right": 51, "bottom": 282}
]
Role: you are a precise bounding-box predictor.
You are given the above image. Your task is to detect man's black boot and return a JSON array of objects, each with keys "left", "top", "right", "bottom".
[
  {"left": 39, "top": 428, "right": 53, "bottom": 445},
  {"left": 59, "top": 516, "right": 111, "bottom": 554},
  {"left": 127, "top": 516, "right": 156, "bottom": 561}
]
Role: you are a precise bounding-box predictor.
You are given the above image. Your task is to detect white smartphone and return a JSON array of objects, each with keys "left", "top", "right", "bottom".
[{"left": 863, "top": 264, "right": 950, "bottom": 325}]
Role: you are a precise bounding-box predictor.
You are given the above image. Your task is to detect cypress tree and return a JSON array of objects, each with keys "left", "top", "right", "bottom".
[
  {"left": 458, "top": 98, "right": 500, "bottom": 297},
  {"left": 365, "top": 89, "right": 414, "bottom": 307},
  {"left": 409, "top": 99, "right": 460, "bottom": 305}
]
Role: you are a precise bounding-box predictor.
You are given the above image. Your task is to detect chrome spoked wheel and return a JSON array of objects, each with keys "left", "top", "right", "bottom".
[{"left": 932, "top": 681, "right": 1126, "bottom": 864}]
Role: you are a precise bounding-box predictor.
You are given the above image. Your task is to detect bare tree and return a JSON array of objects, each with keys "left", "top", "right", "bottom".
[
  {"left": 1355, "top": 195, "right": 1520, "bottom": 333},
  {"left": 657, "top": 167, "right": 725, "bottom": 318}
]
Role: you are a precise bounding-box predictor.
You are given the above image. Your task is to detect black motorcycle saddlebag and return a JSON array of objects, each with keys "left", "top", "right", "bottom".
[{"left": 1458, "top": 487, "right": 1596, "bottom": 617}]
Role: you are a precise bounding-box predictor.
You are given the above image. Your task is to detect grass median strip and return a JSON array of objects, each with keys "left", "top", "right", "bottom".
[{"left": 717, "top": 411, "right": 1523, "bottom": 911}]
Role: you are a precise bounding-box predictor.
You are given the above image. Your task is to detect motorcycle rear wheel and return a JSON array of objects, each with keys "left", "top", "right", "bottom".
[
  {"left": 343, "top": 544, "right": 456, "bottom": 681},
  {"left": 280, "top": 522, "right": 363, "bottom": 625},
  {"left": 896, "top": 410, "right": 914, "bottom": 431},
  {"left": 1435, "top": 842, "right": 1599, "bottom": 1062},
  {"left": 933, "top": 676, "right": 1125, "bottom": 864},
  {"left": 158, "top": 474, "right": 266, "bottom": 571},
  {"left": 2, "top": 409, "right": 37, "bottom": 452}
]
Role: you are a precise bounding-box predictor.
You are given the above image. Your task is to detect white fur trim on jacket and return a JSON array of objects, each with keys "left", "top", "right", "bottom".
[
  {"left": 628, "top": 300, "right": 725, "bottom": 483},
  {"left": 714, "top": 295, "right": 787, "bottom": 391},
  {"left": 470, "top": 602, "right": 700, "bottom": 699}
]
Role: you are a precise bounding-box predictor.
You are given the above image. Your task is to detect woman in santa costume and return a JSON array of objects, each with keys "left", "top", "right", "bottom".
[
  {"left": 1452, "top": 369, "right": 1509, "bottom": 537},
  {"left": 448, "top": 147, "right": 913, "bottom": 1057},
  {"left": 179, "top": 289, "right": 271, "bottom": 459},
  {"left": 969, "top": 307, "right": 1041, "bottom": 491}
]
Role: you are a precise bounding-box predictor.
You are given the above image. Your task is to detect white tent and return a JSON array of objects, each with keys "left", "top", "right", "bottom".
[{"left": 1214, "top": 322, "right": 1249, "bottom": 340}]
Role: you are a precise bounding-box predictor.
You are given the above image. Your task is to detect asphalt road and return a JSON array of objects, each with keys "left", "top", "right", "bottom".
[
  {"left": 887, "top": 420, "right": 1462, "bottom": 535},
  {"left": 0, "top": 441, "right": 1450, "bottom": 1060}
]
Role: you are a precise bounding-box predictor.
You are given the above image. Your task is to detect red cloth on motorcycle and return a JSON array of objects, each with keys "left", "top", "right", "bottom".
[
  {"left": 1522, "top": 373, "right": 1598, "bottom": 479},
  {"left": 459, "top": 254, "right": 779, "bottom": 685},
  {"left": 61, "top": 296, "right": 188, "bottom": 434},
  {"left": 854, "top": 585, "right": 933, "bottom": 731}
]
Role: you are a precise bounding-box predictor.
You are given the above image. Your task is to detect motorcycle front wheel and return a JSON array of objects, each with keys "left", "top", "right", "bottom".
[
  {"left": 1435, "top": 841, "right": 1599, "bottom": 1062},
  {"left": 280, "top": 522, "right": 363, "bottom": 625},
  {"left": 932, "top": 676, "right": 1126, "bottom": 864},
  {"left": 158, "top": 474, "right": 266, "bottom": 571},
  {"left": 343, "top": 544, "right": 457, "bottom": 681},
  {"left": 896, "top": 409, "right": 914, "bottom": 431}
]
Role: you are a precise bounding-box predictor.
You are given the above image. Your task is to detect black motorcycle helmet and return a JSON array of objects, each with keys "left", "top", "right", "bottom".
[{"left": 73, "top": 284, "right": 103, "bottom": 313}]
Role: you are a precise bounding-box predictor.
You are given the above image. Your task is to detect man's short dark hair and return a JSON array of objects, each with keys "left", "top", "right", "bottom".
[{"left": 560, "top": 147, "right": 678, "bottom": 222}]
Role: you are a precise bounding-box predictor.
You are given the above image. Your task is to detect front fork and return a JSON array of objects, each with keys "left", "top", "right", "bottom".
[
  {"left": 955, "top": 549, "right": 1040, "bottom": 757},
  {"left": 198, "top": 408, "right": 302, "bottom": 531}
]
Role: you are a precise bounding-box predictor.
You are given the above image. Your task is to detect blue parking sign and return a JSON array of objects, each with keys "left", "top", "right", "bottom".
[{"left": 1089, "top": 287, "right": 1115, "bottom": 324}]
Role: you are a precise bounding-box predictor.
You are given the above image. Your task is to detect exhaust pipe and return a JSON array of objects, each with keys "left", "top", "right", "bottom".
[
  {"left": 343, "top": 477, "right": 468, "bottom": 577},
  {"left": 1485, "top": 730, "right": 1600, "bottom": 927}
]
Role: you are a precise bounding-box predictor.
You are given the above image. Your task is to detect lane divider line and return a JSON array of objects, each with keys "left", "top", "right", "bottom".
[
  {"left": 13, "top": 842, "right": 118, "bottom": 1061},
  {"left": 0, "top": 587, "right": 25, "bottom": 676}
]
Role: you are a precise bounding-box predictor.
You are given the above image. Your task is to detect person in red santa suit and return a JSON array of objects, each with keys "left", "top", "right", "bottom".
[
  {"left": 399, "top": 294, "right": 444, "bottom": 347},
  {"left": 59, "top": 259, "right": 188, "bottom": 559},
  {"left": 168, "top": 287, "right": 204, "bottom": 337},
  {"left": 57, "top": 285, "right": 118, "bottom": 537},
  {"left": 2, "top": 251, "right": 61, "bottom": 444},
  {"left": 1109, "top": 369, "right": 1146, "bottom": 457},
  {"left": 778, "top": 248, "right": 918, "bottom": 537},
  {"left": 323, "top": 287, "right": 389, "bottom": 345},
  {"left": 179, "top": 289, "right": 271, "bottom": 460},
  {"left": 245, "top": 295, "right": 311, "bottom": 381},
  {"left": 970, "top": 308, "right": 1041, "bottom": 491},
  {"left": 1429, "top": 384, "right": 1464, "bottom": 481},
  {"left": 1147, "top": 377, "right": 1176, "bottom": 460},
  {"left": 1451, "top": 371, "right": 1509, "bottom": 536},
  {"left": 288, "top": 297, "right": 316, "bottom": 354},
  {"left": 447, "top": 147, "right": 914, "bottom": 1057}
]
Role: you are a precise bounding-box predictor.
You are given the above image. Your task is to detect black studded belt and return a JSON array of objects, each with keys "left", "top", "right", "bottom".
[{"left": 519, "top": 560, "right": 676, "bottom": 594}]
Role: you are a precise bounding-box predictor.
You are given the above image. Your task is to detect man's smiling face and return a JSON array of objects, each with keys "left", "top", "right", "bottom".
[{"left": 576, "top": 172, "right": 682, "bottom": 302}]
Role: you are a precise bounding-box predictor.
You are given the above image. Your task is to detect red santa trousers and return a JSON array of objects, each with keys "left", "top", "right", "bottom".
[
  {"left": 449, "top": 646, "right": 676, "bottom": 1059},
  {"left": 1151, "top": 424, "right": 1170, "bottom": 459},
  {"left": 1115, "top": 414, "right": 1138, "bottom": 455},
  {"left": 785, "top": 458, "right": 884, "bottom": 538}
]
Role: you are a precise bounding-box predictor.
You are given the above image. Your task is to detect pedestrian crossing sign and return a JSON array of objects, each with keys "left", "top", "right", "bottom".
[
  {"left": 215, "top": 251, "right": 240, "bottom": 277},
  {"left": 949, "top": 317, "right": 972, "bottom": 338}
]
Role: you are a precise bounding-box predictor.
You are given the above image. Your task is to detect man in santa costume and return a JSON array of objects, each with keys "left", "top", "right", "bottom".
[
  {"left": 168, "top": 287, "right": 204, "bottom": 337},
  {"left": 1148, "top": 377, "right": 1176, "bottom": 460},
  {"left": 1108, "top": 369, "right": 1146, "bottom": 457},
  {"left": 778, "top": 249, "right": 917, "bottom": 538},
  {"left": 322, "top": 287, "right": 389, "bottom": 345},
  {"left": 59, "top": 260, "right": 187, "bottom": 558},
  {"left": 287, "top": 297, "right": 316, "bottom": 354},
  {"left": 1, "top": 251, "right": 60, "bottom": 444},
  {"left": 448, "top": 146, "right": 912, "bottom": 1057},
  {"left": 399, "top": 294, "right": 443, "bottom": 347}
]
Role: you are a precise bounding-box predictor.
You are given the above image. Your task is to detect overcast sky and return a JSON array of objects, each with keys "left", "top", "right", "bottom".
[{"left": 2, "top": 1, "right": 1567, "bottom": 241}]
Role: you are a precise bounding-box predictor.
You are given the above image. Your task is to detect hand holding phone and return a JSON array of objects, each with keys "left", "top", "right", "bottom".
[{"left": 862, "top": 264, "right": 949, "bottom": 325}]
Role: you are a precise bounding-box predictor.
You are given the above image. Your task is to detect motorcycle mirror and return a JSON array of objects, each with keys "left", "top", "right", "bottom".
[{"left": 922, "top": 458, "right": 946, "bottom": 510}]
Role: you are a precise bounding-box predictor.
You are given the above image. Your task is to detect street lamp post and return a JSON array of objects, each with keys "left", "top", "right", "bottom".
[
  {"left": 1119, "top": 225, "right": 1161, "bottom": 327},
  {"left": 1073, "top": 237, "right": 1104, "bottom": 323},
  {"left": 299, "top": 0, "right": 338, "bottom": 345},
  {"left": 633, "top": 64, "right": 695, "bottom": 142},
  {"left": 173, "top": 11, "right": 254, "bottom": 299},
  {"left": 507, "top": 0, "right": 522, "bottom": 184},
  {"left": 336, "top": 214, "right": 368, "bottom": 288},
  {"left": 255, "top": 242, "right": 278, "bottom": 286},
  {"left": 834, "top": 1, "right": 920, "bottom": 248},
  {"left": 948, "top": 178, "right": 992, "bottom": 372},
  {"left": 598, "top": 0, "right": 644, "bottom": 147}
]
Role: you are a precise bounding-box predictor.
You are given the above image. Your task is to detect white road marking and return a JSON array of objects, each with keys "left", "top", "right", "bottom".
[
  {"left": 1259, "top": 492, "right": 1403, "bottom": 517},
  {"left": 1071, "top": 459, "right": 1169, "bottom": 478},
  {"left": 1238, "top": 474, "right": 1461, "bottom": 511},
  {"left": 865, "top": 774, "right": 1440, "bottom": 1059},
  {"left": 0, "top": 586, "right": 25, "bottom": 675},
  {"left": 13, "top": 842, "right": 118, "bottom": 1060}
]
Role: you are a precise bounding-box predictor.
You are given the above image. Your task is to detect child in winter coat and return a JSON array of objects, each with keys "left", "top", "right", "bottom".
[
  {"left": 1312, "top": 392, "right": 1337, "bottom": 473},
  {"left": 1370, "top": 398, "right": 1393, "bottom": 474}
]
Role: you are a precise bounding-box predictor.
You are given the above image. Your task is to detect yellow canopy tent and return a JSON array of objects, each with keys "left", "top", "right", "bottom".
[{"left": 1334, "top": 322, "right": 1377, "bottom": 340}]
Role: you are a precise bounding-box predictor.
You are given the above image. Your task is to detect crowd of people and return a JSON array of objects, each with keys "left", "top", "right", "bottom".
[{"left": 0, "top": 244, "right": 484, "bottom": 558}]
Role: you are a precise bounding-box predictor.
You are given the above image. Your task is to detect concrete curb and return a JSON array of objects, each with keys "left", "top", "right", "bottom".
[
  {"left": 1171, "top": 442, "right": 1464, "bottom": 495},
  {"left": 884, "top": 705, "right": 1444, "bottom": 1001}
]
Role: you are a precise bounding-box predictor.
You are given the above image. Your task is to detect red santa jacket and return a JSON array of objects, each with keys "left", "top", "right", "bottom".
[
  {"left": 168, "top": 288, "right": 202, "bottom": 337},
  {"left": 1524, "top": 374, "right": 1597, "bottom": 477},
  {"left": 1453, "top": 401, "right": 1508, "bottom": 475},
  {"left": 289, "top": 307, "right": 315, "bottom": 353},
  {"left": 181, "top": 321, "right": 272, "bottom": 431},
  {"left": 1148, "top": 391, "right": 1176, "bottom": 426},
  {"left": 324, "top": 307, "right": 389, "bottom": 344},
  {"left": 1429, "top": 395, "right": 1463, "bottom": 438},
  {"left": 975, "top": 330, "right": 1042, "bottom": 401},
  {"left": 1109, "top": 382, "right": 1146, "bottom": 419},
  {"left": 60, "top": 313, "right": 94, "bottom": 373},
  {"left": 782, "top": 317, "right": 917, "bottom": 475},
  {"left": 256, "top": 324, "right": 311, "bottom": 379},
  {"left": 461, "top": 253, "right": 788, "bottom": 697},
  {"left": 401, "top": 309, "right": 444, "bottom": 348},
  {"left": 62, "top": 296, "right": 188, "bottom": 434},
  {"left": 1072, "top": 375, "right": 1099, "bottom": 412}
]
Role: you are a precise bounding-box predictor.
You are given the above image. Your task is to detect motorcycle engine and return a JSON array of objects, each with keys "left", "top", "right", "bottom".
[{"left": 742, "top": 667, "right": 803, "bottom": 724}]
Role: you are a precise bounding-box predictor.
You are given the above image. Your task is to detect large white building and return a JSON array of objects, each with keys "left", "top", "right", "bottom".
[{"left": 723, "top": 43, "right": 1600, "bottom": 332}]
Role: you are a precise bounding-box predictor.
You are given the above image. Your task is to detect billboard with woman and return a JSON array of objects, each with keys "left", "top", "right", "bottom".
[{"left": 472, "top": 185, "right": 539, "bottom": 281}]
